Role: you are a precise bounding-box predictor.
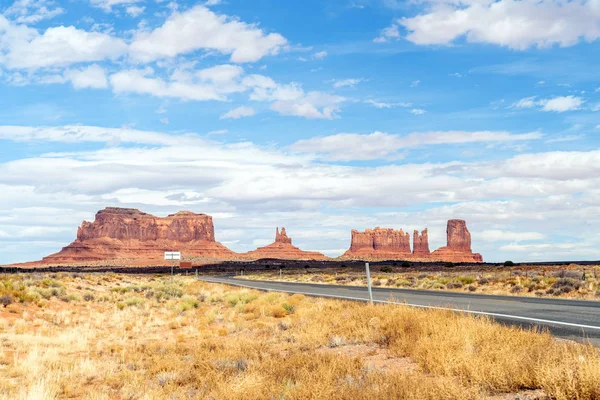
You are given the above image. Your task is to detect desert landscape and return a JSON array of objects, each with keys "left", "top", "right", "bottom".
[{"left": 1, "top": 272, "right": 600, "bottom": 400}]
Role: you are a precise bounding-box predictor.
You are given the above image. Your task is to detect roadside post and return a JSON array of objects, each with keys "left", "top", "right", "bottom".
[
  {"left": 365, "top": 262, "right": 373, "bottom": 305},
  {"left": 280, "top": 269, "right": 282, "bottom": 281}
]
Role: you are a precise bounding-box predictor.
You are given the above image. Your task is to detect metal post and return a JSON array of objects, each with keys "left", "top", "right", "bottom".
[
  {"left": 195, "top": 269, "right": 198, "bottom": 280},
  {"left": 280, "top": 269, "right": 282, "bottom": 281},
  {"left": 365, "top": 262, "right": 373, "bottom": 305}
]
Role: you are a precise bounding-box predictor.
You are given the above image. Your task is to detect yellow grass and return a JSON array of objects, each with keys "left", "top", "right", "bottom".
[{"left": 0, "top": 272, "right": 599, "bottom": 399}]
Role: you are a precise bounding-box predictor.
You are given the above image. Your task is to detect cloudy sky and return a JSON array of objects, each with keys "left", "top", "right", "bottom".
[{"left": 0, "top": 0, "right": 599, "bottom": 264}]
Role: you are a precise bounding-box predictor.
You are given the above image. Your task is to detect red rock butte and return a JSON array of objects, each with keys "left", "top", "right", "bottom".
[
  {"left": 42, "top": 207, "right": 235, "bottom": 264},
  {"left": 243, "top": 227, "right": 328, "bottom": 260},
  {"left": 342, "top": 220, "right": 482, "bottom": 263}
]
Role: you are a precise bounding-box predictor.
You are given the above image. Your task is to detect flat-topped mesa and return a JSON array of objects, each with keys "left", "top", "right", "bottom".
[
  {"left": 43, "top": 207, "right": 235, "bottom": 264},
  {"left": 412, "top": 229, "right": 430, "bottom": 257},
  {"left": 275, "top": 227, "right": 292, "bottom": 244},
  {"left": 244, "top": 227, "right": 328, "bottom": 261},
  {"left": 431, "top": 219, "right": 483, "bottom": 263},
  {"left": 77, "top": 207, "right": 214, "bottom": 242},
  {"left": 344, "top": 227, "right": 411, "bottom": 259}
]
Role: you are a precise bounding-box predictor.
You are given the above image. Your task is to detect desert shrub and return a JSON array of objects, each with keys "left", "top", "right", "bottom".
[
  {"left": 504, "top": 261, "right": 515, "bottom": 267},
  {"left": 334, "top": 276, "right": 349, "bottom": 282},
  {"left": 386, "top": 279, "right": 396, "bottom": 286},
  {"left": 328, "top": 336, "right": 346, "bottom": 348},
  {"left": 545, "top": 288, "right": 555, "bottom": 295},
  {"left": 432, "top": 282, "right": 445, "bottom": 289},
  {"left": 401, "top": 261, "right": 411, "bottom": 268},
  {"left": 83, "top": 292, "right": 95, "bottom": 301},
  {"left": 511, "top": 285, "right": 523, "bottom": 294},
  {"left": 380, "top": 266, "right": 393, "bottom": 273},
  {"left": 372, "top": 279, "right": 381, "bottom": 286},
  {"left": 310, "top": 275, "right": 324, "bottom": 282},
  {"left": 417, "top": 274, "right": 428, "bottom": 279},
  {"left": 395, "top": 279, "right": 411, "bottom": 287},
  {"left": 155, "top": 284, "right": 183, "bottom": 298},
  {"left": 535, "top": 291, "right": 544, "bottom": 297},
  {"left": 282, "top": 303, "right": 296, "bottom": 314},
  {"left": 144, "top": 290, "right": 155, "bottom": 299},
  {"left": 478, "top": 278, "right": 490, "bottom": 285},
  {"left": 458, "top": 276, "right": 475, "bottom": 285},
  {"left": 595, "top": 291, "right": 600, "bottom": 298},
  {"left": 528, "top": 284, "right": 536, "bottom": 292},
  {"left": 123, "top": 297, "right": 144, "bottom": 308},
  {"left": 446, "top": 282, "right": 463, "bottom": 289},
  {"left": 468, "top": 285, "right": 476, "bottom": 292},
  {"left": 0, "top": 295, "right": 13, "bottom": 308},
  {"left": 178, "top": 295, "right": 200, "bottom": 311},
  {"left": 444, "top": 262, "right": 455, "bottom": 268},
  {"left": 226, "top": 292, "right": 258, "bottom": 306},
  {"left": 60, "top": 293, "right": 80, "bottom": 303}
]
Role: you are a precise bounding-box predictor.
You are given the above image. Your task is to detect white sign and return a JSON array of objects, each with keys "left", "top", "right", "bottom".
[{"left": 164, "top": 251, "right": 181, "bottom": 260}]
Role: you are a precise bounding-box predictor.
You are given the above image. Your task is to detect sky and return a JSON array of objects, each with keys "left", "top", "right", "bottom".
[{"left": 0, "top": 0, "right": 599, "bottom": 264}]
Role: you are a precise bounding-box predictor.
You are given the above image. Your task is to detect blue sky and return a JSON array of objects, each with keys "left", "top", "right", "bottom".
[{"left": 0, "top": 0, "right": 599, "bottom": 264}]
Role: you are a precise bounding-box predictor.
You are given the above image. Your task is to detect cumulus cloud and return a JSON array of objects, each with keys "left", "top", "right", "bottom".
[
  {"left": 399, "top": 0, "right": 600, "bottom": 49},
  {"left": 410, "top": 108, "right": 426, "bottom": 115},
  {"left": 64, "top": 64, "right": 108, "bottom": 89},
  {"left": 90, "top": 0, "right": 143, "bottom": 12},
  {"left": 129, "top": 5, "right": 287, "bottom": 63},
  {"left": 291, "top": 130, "right": 542, "bottom": 161},
  {"left": 313, "top": 51, "right": 327, "bottom": 59},
  {"left": 511, "top": 95, "right": 584, "bottom": 112},
  {"left": 0, "top": 17, "right": 127, "bottom": 69},
  {"left": 125, "top": 5, "right": 145, "bottom": 17},
  {"left": 365, "top": 99, "right": 412, "bottom": 109},
  {"left": 220, "top": 106, "right": 256, "bottom": 119}
]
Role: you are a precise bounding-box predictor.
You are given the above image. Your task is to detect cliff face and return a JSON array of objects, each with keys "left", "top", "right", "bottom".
[
  {"left": 244, "top": 227, "right": 328, "bottom": 260},
  {"left": 430, "top": 220, "right": 483, "bottom": 262},
  {"left": 412, "top": 229, "right": 430, "bottom": 257},
  {"left": 344, "top": 228, "right": 412, "bottom": 259},
  {"left": 43, "top": 207, "right": 235, "bottom": 264},
  {"left": 342, "top": 221, "right": 482, "bottom": 262}
]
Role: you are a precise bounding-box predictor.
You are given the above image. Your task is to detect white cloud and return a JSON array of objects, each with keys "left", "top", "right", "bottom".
[
  {"left": 313, "top": 51, "right": 327, "bottom": 60},
  {"left": 332, "top": 78, "right": 363, "bottom": 88},
  {"left": 64, "top": 64, "right": 108, "bottom": 89},
  {"left": 160, "top": 117, "right": 169, "bottom": 124},
  {"left": 512, "top": 96, "right": 537, "bottom": 109},
  {"left": 511, "top": 95, "right": 584, "bottom": 112},
  {"left": 110, "top": 68, "right": 226, "bottom": 101},
  {"left": 125, "top": 5, "right": 145, "bottom": 17},
  {"left": 374, "top": 23, "right": 400, "bottom": 43},
  {"left": 399, "top": 0, "right": 600, "bottom": 50},
  {"left": 410, "top": 108, "right": 426, "bottom": 115},
  {"left": 129, "top": 5, "right": 287, "bottom": 63},
  {"left": 365, "top": 99, "right": 412, "bottom": 109},
  {"left": 0, "top": 18, "right": 127, "bottom": 69},
  {"left": 4, "top": 0, "right": 64, "bottom": 24},
  {"left": 90, "top": 0, "right": 143, "bottom": 12},
  {"left": 220, "top": 106, "right": 256, "bottom": 120},
  {"left": 208, "top": 129, "right": 228, "bottom": 135},
  {"left": 539, "top": 96, "right": 584, "bottom": 112},
  {"left": 410, "top": 80, "right": 420, "bottom": 87},
  {"left": 291, "top": 130, "right": 542, "bottom": 161},
  {"left": 480, "top": 230, "right": 546, "bottom": 242}
]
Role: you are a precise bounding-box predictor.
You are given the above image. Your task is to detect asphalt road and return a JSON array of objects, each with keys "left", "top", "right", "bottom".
[{"left": 200, "top": 275, "right": 600, "bottom": 345}]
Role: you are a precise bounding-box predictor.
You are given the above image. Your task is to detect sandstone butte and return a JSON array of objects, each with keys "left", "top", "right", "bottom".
[
  {"left": 342, "top": 220, "right": 483, "bottom": 263},
  {"left": 42, "top": 207, "right": 236, "bottom": 265},
  {"left": 243, "top": 227, "right": 328, "bottom": 260}
]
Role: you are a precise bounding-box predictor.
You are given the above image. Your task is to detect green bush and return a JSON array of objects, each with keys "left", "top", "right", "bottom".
[
  {"left": 401, "top": 261, "right": 411, "bottom": 268},
  {"left": 0, "top": 295, "right": 13, "bottom": 307},
  {"left": 504, "top": 261, "right": 515, "bottom": 267},
  {"left": 380, "top": 266, "right": 393, "bottom": 273},
  {"left": 444, "top": 262, "right": 454, "bottom": 268},
  {"left": 282, "top": 303, "right": 296, "bottom": 314}
]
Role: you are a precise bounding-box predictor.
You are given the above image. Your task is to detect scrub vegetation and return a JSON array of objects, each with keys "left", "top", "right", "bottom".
[
  {"left": 244, "top": 264, "right": 600, "bottom": 300},
  {"left": 1, "top": 272, "right": 599, "bottom": 399}
]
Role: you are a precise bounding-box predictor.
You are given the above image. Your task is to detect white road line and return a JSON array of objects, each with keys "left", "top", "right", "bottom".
[{"left": 202, "top": 278, "right": 600, "bottom": 332}]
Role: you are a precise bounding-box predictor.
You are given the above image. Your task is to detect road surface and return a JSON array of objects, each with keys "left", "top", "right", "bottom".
[{"left": 200, "top": 275, "right": 600, "bottom": 344}]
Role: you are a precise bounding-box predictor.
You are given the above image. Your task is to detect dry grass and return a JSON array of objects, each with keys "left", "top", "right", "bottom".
[
  {"left": 244, "top": 264, "right": 600, "bottom": 300},
  {"left": 0, "top": 272, "right": 599, "bottom": 399}
]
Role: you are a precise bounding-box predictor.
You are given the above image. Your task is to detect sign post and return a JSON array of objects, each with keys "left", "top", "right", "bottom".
[
  {"left": 164, "top": 252, "right": 181, "bottom": 283},
  {"left": 365, "top": 262, "right": 373, "bottom": 305}
]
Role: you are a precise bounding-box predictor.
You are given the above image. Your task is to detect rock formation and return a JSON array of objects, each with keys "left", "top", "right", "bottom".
[
  {"left": 244, "top": 227, "right": 328, "bottom": 260},
  {"left": 430, "top": 220, "right": 483, "bottom": 263},
  {"left": 43, "top": 207, "right": 236, "bottom": 264},
  {"left": 343, "top": 228, "right": 412, "bottom": 259},
  {"left": 275, "top": 227, "right": 292, "bottom": 244},
  {"left": 342, "top": 221, "right": 482, "bottom": 262},
  {"left": 412, "top": 229, "right": 430, "bottom": 257}
]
